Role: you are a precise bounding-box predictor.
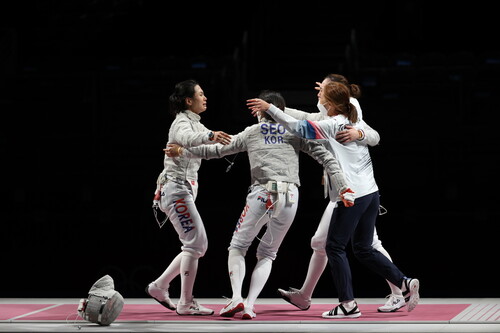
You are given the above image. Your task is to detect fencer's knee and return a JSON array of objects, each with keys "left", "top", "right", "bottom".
[
  {"left": 228, "top": 247, "right": 246, "bottom": 258},
  {"left": 182, "top": 249, "right": 202, "bottom": 259},
  {"left": 256, "top": 249, "right": 276, "bottom": 262},
  {"left": 310, "top": 236, "right": 326, "bottom": 253},
  {"left": 256, "top": 255, "right": 273, "bottom": 264},
  {"left": 313, "top": 248, "right": 327, "bottom": 257}
]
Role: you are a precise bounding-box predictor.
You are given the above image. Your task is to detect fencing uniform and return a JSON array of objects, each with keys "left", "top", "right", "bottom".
[
  {"left": 183, "top": 117, "right": 349, "bottom": 317},
  {"left": 156, "top": 109, "right": 217, "bottom": 257},
  {"left": 149, "top": 109, "right": 218, "bottom": 315}
]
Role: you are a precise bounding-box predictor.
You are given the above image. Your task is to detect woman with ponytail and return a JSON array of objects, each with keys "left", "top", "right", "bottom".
[
  {"left": 247, "top": 81, "right": 420, "bottom": 319},
  {"left": 277, "top": 73, "right": 404, "bottom": 314},
  {"left": 146, "top": 79, "right": 231, "bottom": 316}
]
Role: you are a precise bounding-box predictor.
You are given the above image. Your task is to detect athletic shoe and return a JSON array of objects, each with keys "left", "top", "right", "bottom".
[
  {"left": 241, "top": 306, "right": 256, "bottom": 320},
  {"left": 322, "top": 302, "right": 361, "bottom": 319},
  {"left": 145, "top": 282, "right": 176, "bottom": 310},
  {"left": 219, "top": 297, "right": 244, "bottom": 317},
  {"left": 277, "top": 287, "right": 311, "bottom": 310},
  {"left": 377, "top": 294, "right": 406, "bottom": 312},
  {"left": 402, "top": 278, "right": 420, "bottom": 312},
  {"left": 176, "top": 298, "right": 214, "bottom": 316}
]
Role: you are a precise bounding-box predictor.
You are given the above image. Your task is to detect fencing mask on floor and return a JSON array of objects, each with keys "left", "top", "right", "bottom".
[{"left": 77, "top": 275, "right": 124, "bottom": 326}]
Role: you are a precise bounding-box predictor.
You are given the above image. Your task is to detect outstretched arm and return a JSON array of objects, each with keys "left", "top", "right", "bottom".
[
  {"left": 247, "top": 98, "right": 334, "bottom": 141},
  {"left": 165, "top": 133, "right": 245, "bottom": 159},
  {"left": 284, "top": 107, "right": 325, "bottom": 121},
  {"left": 171, "top": 117, "right": 232, "bottom": 147}
]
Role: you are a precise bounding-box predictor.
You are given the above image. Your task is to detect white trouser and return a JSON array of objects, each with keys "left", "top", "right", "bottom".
[
  {"left": 229, "top": 183, "right": 299, "bottom": 261},
  {"left": 310, "top": 200, "right": 383, "bottom": 254},
  {"left": 160, "top": 179, "right": 207, "bottom": 258}
]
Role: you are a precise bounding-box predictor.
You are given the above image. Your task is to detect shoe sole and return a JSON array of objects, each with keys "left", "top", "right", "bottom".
[
  {"left": 219, "top": 302, "right": 244, "bottom": 317},
  {"left": 377, "top": 304, "right": 406, "bottom": 313},
  {"left": 145, "top": 286, "right": 176, "bottom": 311},
  {"left": 406, "top": 279, "right": 420, "bottom": 312},
  {"left": 241, "top": 313, "right": 255, "bottom": 320},
  {"left": 277, "top": 289, "right": 310, "bottom": 311},
  {"left": 322, "top": 312, "right": 362, "bottom": 319},
  {"left": 176, "top": 310, "right": 214, "bottom": 316}
]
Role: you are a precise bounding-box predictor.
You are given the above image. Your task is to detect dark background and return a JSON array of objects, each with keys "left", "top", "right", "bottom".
[{"left": 1, "top": 1, "right": 499, "bottom": 300}]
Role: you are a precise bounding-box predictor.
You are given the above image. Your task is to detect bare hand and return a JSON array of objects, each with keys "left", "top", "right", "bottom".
[
  {"left": 247, "top": 98, "right": 270, "bottom": 118},
  {"left": 212, "top": 131, "right": 232, "bottom": 145},
  {"left": 164, "top": 143, "right": 183, "bottom": 157},
  {"left": 314, "top": 81, "right": 323, "bottom": 91},
  {"left": 335, "top": 125, "right": 359, "bottom": 144}
]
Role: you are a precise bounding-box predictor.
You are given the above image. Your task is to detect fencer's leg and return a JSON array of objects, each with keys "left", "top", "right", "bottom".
[
  {"left": 300, "top": 250, "right": 328, "bottom": 298},
  {"left": 372, "top": 229, "right": 402, "bottom": 296},
  {"left": 228, "top": 248, "right": 246, "bottom": 300},
  {"left": 300, "top": 200, "right": 335, "bottom": 298},
  {"left": 245, "top": 257, "right": 273, "bottom": 309},
  {"left": 179, "top": 251, "right": 199, "bottom": 305},
  {"left": 154, "top": 252, "right": 183, "bottom": 288}
]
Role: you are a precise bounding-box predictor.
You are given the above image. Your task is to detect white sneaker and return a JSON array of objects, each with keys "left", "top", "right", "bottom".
[
  {"left": 277, "top": 287, "right": 311, "bottom": 310},
  {"left": 176, "top": 298, "right": 214, "bottom": 316},
  {"left": 241, "top": 306, "right": 256, "bottom": 320},
  {"left": 402, "top": 278, "right": 420, "bottom": 312},
  {"left": 145, "top": 282, "right": 176, "bottom": 310},
  {"left": 377, "top": 294, "right": 406, "bottom": 312},
  {"left": 219, "top": 297, "right": 244, "bottom": 317},
  {"left": 322, "top": 302, "right": 361, "bottom": 319}
]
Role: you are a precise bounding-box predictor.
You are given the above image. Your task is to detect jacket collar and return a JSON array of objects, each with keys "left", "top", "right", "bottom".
[{"left": 183, "top": 109, "right": 201, "bottom": 122}]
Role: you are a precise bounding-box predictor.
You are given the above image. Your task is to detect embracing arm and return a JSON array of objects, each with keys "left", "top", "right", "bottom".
[
  {"left": 336, "top": 120, "right": 380, "bottom": 146},
  {"left": 248, "top": 99, "right": 334, "bottom": 141},
  {"left": 171, "top": 117, "right": 231, "bottom": 147},
  {"left": 303, "top": 140, "right": 355, "bottom": 207},
  {"left": 302, "top": 140, "right": 349, "bottom": 192},
  {"left": 359, "top": 121, "right": 380, "bottom": 146},
  {"left": 166, "top": 133, "right": 246, "bottom": 159},
  {"left": 284, "top": 107, "right": 325, "bottom": 121}
]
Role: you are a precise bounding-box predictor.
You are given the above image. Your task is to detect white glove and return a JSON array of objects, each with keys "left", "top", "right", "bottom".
[{"left": 340, "top": 188, "right": 355, "bottom": 207}]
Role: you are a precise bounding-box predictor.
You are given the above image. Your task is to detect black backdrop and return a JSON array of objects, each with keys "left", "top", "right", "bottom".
[{"left": 2, "top": 1, "right": 499, "bottom": 300}]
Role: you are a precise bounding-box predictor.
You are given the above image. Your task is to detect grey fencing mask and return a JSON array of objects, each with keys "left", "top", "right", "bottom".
[{"left": 77, "top": 275, "right": 124, "bottom": 326}]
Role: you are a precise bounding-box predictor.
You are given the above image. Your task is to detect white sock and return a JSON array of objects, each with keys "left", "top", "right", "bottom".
[
  {"left": 228, "top": 248, "right": 246, "bottom": 300},
  {"left": 300, "top": 250, "right": 327, "bottom": 299},
  {"left": 245, "top": 257, "right": 272, "bottom": 308},
  {"left": 154, "top": 252, "right": 183, "bottom": 289},
  {"left": 179, "top": 251, "right": 199, "bottom": 304}
]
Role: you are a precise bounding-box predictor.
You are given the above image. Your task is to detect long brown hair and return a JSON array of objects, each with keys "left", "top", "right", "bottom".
[{"left": 323, "top": 81, "right": 358, "bottom": 123}]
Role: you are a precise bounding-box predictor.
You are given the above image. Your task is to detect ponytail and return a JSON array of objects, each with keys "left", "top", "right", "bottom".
[
  {"left": 346, "top": 102, "right": 358, "bottom": 123},
  {"left": 323, "top": 81, "right": 358, "bottom": 123},
  {"left": 324, "top": 73, "right": 361, "bottom": 99}
]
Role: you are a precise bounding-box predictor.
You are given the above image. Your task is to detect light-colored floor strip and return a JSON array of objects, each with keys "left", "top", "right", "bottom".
[
  {"left": 0, "top": 298, "right": 499, "bottom": 332},
  {"left": 7, "top": 304, "right": 62, "bottom": 321}
]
